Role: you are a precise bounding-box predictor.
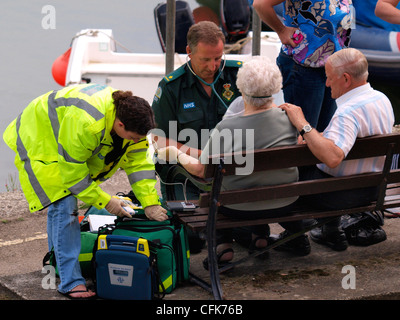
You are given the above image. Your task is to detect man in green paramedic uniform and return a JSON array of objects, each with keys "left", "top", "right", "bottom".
[{"left": 151, "top": 21, "right": 242, "bottom": 201}]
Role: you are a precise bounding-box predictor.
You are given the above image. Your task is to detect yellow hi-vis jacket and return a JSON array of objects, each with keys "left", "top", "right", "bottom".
[{"left": 3, "top": 84, "right": 160, "bottom": 212}]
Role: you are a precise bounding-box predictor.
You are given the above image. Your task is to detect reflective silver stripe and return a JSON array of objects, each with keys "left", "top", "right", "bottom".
[
  {"left": 47, "top": 91, "right": 104, "bottom": 141},
  {"left": 79, "top": 84, "right": 107, "bottom": 96},
  {"left": 15, "top": 115, "right": 51, "bottom": 208},
  {"left": 13, "top": 90, "right": 105, "bottom": 208},
  {"left": 48, "top": 91, "right": 106, "bottom": 162},
  {"left": 90, "top": 128, "right": 106, "bottom": 157},
  {"left": 128, "top": 170, "right": 156, "bottom": 185},
  {"left": 59, "top": 128, "right": 105, "bottom": 163},
  {"left": 68, "top": 174, "right": 92, "bottom": 195},
  {"left": 128, "top": 148, "right": 147, "bottom": 154},
  {"left": 92, "top": 143, "right": 103, "bottom": 156},
  {"left": 58, "top": 143, "right": 84, "bottom": 164}
]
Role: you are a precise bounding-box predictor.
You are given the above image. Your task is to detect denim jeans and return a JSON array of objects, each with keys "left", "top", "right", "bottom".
[
  {"left": 277, "top": 51, "right": 337, "bottom": 132},
  {"left": 47, "top": 195, "right": 85, "bottom": 293}
]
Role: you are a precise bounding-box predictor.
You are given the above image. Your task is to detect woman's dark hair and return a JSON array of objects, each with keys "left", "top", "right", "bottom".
[{"left": 112, "top": 90, "right": 156, "bottom": 135}]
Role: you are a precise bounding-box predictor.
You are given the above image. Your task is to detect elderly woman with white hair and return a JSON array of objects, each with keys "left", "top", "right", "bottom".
[{"left": 157, "top": 56, "right": 311, "bottom": 269}]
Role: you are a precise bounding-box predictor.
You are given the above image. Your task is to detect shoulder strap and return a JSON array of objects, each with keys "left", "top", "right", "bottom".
[
  {"left": 163, "top": 65, "right": 186, "bottom": 83},
  {"left": 224, "top": 60, "right": 243, "bottom": 68},
  {"left": 42, "top": 249, "right": 56, "bottom": 268}
]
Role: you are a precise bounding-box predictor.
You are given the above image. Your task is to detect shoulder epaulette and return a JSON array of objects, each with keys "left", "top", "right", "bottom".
[
  {"left": 163, "top": 65, "right": 186, "bottom": 83},
  {"left": 225, "top": 60, "right": 243, "bottom": 68}
]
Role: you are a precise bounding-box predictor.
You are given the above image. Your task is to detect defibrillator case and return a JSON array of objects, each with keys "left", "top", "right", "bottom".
[{"left": 95, "top": 235, "right": 156, "bottom": 300}]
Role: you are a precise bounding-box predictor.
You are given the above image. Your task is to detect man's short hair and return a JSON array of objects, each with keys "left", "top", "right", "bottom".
[
  {"left": 327, "top": 48, "right": 369, "bottom": 82},
  {"left": 187, "top": 21, "right": 225, "bottom": 52}
]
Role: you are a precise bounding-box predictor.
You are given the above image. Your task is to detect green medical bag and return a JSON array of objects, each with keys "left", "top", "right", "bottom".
[{"left": 110, "top": 210, "right": 190, "bottom": 293}]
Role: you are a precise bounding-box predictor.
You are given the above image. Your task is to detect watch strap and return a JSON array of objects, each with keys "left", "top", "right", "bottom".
[{"left": 300, "top": 124, "right": 312, "bottom": 137}]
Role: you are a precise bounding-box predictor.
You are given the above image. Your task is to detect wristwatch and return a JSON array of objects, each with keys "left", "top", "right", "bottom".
[{"left": 300, "top": 124, "right": 313, "bottom": 137}]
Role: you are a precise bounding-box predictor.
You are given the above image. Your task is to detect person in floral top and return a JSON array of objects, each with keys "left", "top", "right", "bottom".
[{"left": 253, "top": 0, "right": 353, "bottom": 131}]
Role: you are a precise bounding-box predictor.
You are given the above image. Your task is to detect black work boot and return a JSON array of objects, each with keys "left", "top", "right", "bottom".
[
  {"left": 310, "top": 225, "right": 348, "bottom": 251},
  {"left": 270, "top": 230, "right": 311, "bottom": 256}
]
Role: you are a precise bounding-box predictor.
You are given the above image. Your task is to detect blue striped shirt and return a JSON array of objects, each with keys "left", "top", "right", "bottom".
[{"left": 317, "top": 83, "right": 394, "bottom": 176}]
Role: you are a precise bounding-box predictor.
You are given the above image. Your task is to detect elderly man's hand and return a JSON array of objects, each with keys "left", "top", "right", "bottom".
[
  {"left": 144, "top": 205, "right": 168, "bottom": 221},
  {"left": 278, "top": 103, "right": 308, "bottom": 131}
]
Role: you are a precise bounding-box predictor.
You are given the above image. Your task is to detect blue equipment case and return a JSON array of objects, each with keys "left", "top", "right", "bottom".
[{"left": 95, "top": 235, "right": 156, "bottom": 300}]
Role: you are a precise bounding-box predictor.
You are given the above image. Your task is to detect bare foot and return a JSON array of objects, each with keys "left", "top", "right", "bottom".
[{"left": 67, "top": 284, "right": 96, "bottom": 299}]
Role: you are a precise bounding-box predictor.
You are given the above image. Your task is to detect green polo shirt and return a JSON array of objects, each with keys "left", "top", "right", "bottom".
[{"left": 152, "top": 60, "right": 242, "bottom": 150}]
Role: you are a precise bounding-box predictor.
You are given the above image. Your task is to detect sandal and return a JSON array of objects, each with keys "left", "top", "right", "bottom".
[
  {"left": 58, "top": 289, "right": 96, "bottom": 300},
  {"left": 248, "top": 236, "right": 269, "bottom": 259},
  {"left": 202, "top": 248, "right": 234, "bottom": 271}
]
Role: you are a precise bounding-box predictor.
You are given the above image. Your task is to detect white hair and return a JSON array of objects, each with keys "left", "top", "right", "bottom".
[
  {"left": 327, "top": 48, "right": 369, "bottom": 82},
  {"left": 236, "top": 56, "right": 282, "bottom": 108}
]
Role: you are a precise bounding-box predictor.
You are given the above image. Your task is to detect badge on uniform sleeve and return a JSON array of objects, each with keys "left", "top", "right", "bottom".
[
  {"left": 222, "top": 83, "right": 234, "bottom": 101},
  {"left": 153, "top": 86, "right": 162, "bottom": 102}
]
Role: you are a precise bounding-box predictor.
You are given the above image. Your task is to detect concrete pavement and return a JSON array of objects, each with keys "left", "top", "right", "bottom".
[{"left": 2, "top": 213, "right": 400, "bottom": 300}]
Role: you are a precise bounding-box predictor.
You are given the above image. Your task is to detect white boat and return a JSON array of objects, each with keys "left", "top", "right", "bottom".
[
  {"left": 53, "top": 0, "right": 400, "bottom": 104},
  {"left": 54, "top": 28, "right": 283, "bottom": 104}
]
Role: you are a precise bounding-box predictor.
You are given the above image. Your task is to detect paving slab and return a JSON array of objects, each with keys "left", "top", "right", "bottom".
[{"left": 2, "top": 219, "right": 400, "bottom": 301}]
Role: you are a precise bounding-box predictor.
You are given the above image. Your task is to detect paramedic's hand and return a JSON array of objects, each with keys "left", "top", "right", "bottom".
[
  {"left": 156, "top": 146, "right": 182, "bottom": 163},
  {"left": 144, "top": 205, "right": 168, "bottom": 221},
  {"left": 105, "top": 197, "right": 132, "bottom": 218}
]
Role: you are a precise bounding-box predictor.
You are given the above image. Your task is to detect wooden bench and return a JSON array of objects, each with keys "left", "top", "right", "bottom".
[{"left": 165, "top": 133, "right": 400, "bottom": 300}]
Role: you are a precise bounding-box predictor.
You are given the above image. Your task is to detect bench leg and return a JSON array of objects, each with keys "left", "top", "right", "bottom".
[
  {"left": 207, "top": 204, "right": 224, "bottom": 300},
  {"left": 207, "top": 161, "right": 225, "bottom": 300},
  {"left": 188, "top": 272, "right": 213, "bottom": 293}
]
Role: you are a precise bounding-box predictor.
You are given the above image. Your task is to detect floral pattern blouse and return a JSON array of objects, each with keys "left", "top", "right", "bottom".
[{"left": 282, "top": 0, "right": 353, "bottom": 68}]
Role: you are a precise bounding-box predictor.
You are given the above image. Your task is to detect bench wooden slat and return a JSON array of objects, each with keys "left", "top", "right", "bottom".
[
  {"left": 175, "top": 196, "right": 400, "bottom": 232},
  {"left": 176, "top": 203, "right": 384, "bottom": 231},
  {"left": 204, "top": 134, "right": 400, "bottom": 178},
  {"left": 198, "top": 171, "right": 400, "bottom": 207}
]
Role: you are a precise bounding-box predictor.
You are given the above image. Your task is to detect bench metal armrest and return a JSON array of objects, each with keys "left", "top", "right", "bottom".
[{"left": 165, "top": 164, "right": 213, "bottom": 201}]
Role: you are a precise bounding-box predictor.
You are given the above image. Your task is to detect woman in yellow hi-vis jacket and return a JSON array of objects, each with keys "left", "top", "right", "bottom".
[{"left": 3, "top": 83, "right": 167, "bottom": 299}]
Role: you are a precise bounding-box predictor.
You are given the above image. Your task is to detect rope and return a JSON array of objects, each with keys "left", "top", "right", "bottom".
[
  {"left": 224, "top": 33, "right": 280, "bottom": 54},
  {"left": 69, "top": 29, "right": 133, "bottom": 53},
  {"left": 224, "top": 37, "right": 251, "bottom": 54}
]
